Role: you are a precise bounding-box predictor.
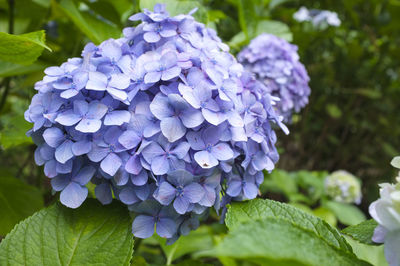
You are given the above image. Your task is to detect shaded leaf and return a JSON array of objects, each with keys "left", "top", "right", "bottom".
[
  {"left": 342, "top": 220, "right": 379, "bottom": 246},
  {"left": 0, "top": 199, "right": 134, "bottom": 265},
  {"left": 0, "top": 176, "right": 43, "bottom": 236},
  {"left": 57, "top": 0, "right": 121, "bottom": 44}
]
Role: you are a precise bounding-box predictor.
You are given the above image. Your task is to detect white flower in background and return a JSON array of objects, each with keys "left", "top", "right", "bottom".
[
  {"left": 324, "top": 170, "right": 362, "bottom": 204},
  {"left": 293, "top": 7, "right": 341, "bottom": 28},
  {"left": 293, "top": 7, "right": 310, "bottom": 22},
  {"left": 369, "top": 156, "right": 400, "bottom": 266}
]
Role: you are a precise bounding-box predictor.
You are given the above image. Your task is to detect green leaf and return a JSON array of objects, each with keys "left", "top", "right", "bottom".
[
  {"left": 57, "top": 0, "right": 121, "bottom": 44},
  {"left": 158, "top": 226, "right": 214, "bottom": 264},
  {"left": 0, "top": 31, "right": 50, "bottom": 65},
  {"left": 0, "top": 200, "right": 134, "bottom": 265},
  {"left": 0, "top": 60, "right": 47, "bottom": 77},
  {"left": 325, "top": 201, "right": 366, "bottom": 226},
  {"left": 342, "top": 220, "right": 379, "bottom": 245},
  {"left": 254, "top": 20, "right": 292, "bottom": 41},
  {"left": 313, "top": 207, "right": 337, "bottom": 227},
  {"left": 345, "top": 237, "right": 387, "bottom": 266},
  {"left": 326, "top": 104, "right": 343, "bottom": 118},
  {"left": 0, "top": 176, "right": 44, "bottom": 236},
  {"left": 0, "top": 111, "right": 33, "bottom": 149},
  {"left": 225, "top": 199, "right": 353, "bottom": 252},
  {"left": 391, "top": 156, "right": 400, "bottom": 169},
  {"left": 201, "top": 218, "right": 369, "bottom": 266}
]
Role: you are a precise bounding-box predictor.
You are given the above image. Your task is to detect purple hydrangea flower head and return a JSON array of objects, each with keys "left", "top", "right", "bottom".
[
  {"left": 25, "top": 4, "right": 287, "bottom": 242},
  {"left": 238, "top": 33, "right": 311, "bottom": 122}
]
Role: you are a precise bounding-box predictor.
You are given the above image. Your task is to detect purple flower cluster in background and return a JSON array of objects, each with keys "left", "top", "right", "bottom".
[
  {"left": 25, "top": 4, "right": 287, "bottom": 242},
  {"left": 238, "top": 33, "right": 311, "bottom": 122}
]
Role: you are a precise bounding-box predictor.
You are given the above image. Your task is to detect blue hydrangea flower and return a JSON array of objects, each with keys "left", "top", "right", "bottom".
[
  {"left": 25, "top": 4, "right": 287, "bottom": 242},
  {"left": 238, "top": 33, "right": 311, "bottom": 122}
]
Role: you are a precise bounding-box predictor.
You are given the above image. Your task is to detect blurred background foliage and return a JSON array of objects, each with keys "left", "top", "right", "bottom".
[{"left": 0, "top": 0, "right": 399, "bottom": 265}]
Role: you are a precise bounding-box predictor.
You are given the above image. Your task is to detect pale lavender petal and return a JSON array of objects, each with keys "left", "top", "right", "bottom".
[
  {"left": 153, "top": 182, "right": 176, "bottom": 205},
  {"left": 55, "top": 140, "right": 74, "bottom": 163},
  {"left": 144, "top": 71, "right": 162, "bottom": 83},
  {"left": 180, "top": 109, "right": 204, "bottom": 128},
  {"left": 55, "top": 110, "right": 81, "bottom": 126},
  {"left": 109, "top": 73, "right": 130, "bottom": 90},
  {"left": 161, "top": 66, "right": 181, "bottom": 81},
  {"left": 143, "top": 31, "right": 161, "bottom": 43},
  {"left": 125, "top": 154, "right": 142, "bottom": 175},
  {"left": 88, "top": 146, "right": 109, "bottom": 162},
  {"left": 151, "top": 155, "right": 169, "bottom": 175},
  {"left": 133, "top": 215, "right": 155, "bottom": 238},
  {"left": 184, "top": 183, "right": 205, "bottom": 203},
  {"left": 149, "top": 93, "right": 173, "bottom": 119},
  {"left": 72, "top": 166, "right": 96, "bottom": 185},
  {"left": 43, "top": 127, "right": 65, "bottom": 148},
  {"left": 76, "top": 118, "right": 102, "bottom": 133},
  {"left": 60, "top": 182, "right": 88, "bottom": 209},
  {"left": 104, "top": 110, "right": 130, "bottom": 126},
  {"left": 160, "top": 117, "right": 185, "bottom": 142},
  {"left": 156, "top": 218, "right": 177, "bottom": 238},
  {"left": 211, "top": 143, "right": 234, "bottom": 161},
  {"left": 194, "top": 150, "right": 218, "bottom": 168},
  {"left": 118, "top": 130, "right": 141, "bottom": 150},
  {"left": 142, "top": 142, "right": 165, "bottom": 162},
  {"left": 226, "top": 180, "right": 242, "bottom": 197},
  {"left": 119, "top": 187, "right": 140, "bottom": 205},
  {"left": 72, "top": 140, "right": 92, "bottom": 156},
  {"left": 107, "top": 87, "right": 128, "bottom": 101},
  {"left": 171, "top": 142, "right": 190, "bottom": 159},
  {"left": 100, "top": 153, "right": 122, "bottom": 176},
  {"left": 243, "top": 182, "right": 258, "bottom": 199},
  {"left": 131, "top": 170, "right": 148, "bottom": 186},
  {"left": 173, "top": 196, "right": 190, "bottom": 214},
  {"left": 86, "top": 71, "right": 108, "bottom": 91}
]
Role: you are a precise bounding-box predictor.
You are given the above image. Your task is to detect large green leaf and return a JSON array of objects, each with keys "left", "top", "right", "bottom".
[
  {"left": 0, "top": 176, "right": 43, "bottom": 236},
  {"left": 0, "top": 30, "right": 50, "bottom": 65},
  {"left": 225, "top": 199, "right": 353, "bottom": 252},
  {"left": 0, "top": 200, "right": 134, "bottom": 265},
  {"left": 57, "top": 0, "right": 121, "bottom": 44},
  {"left": 342, "top": 220, "right": 379, "bottom": 245},
  {"left": 201, "top": 218, "right": 369, "bottom": 266},
  {"left": 325, "top": 201, "right": 366, "bottom": 226}
]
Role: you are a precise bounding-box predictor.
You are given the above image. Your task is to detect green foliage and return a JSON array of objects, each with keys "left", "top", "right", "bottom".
[
  {"left": 225, "top": 199, "right": 352, "bottom": 251},
  {"left": 342, "top": 220, "right": 379, "bottom": 246},
  {"left": 55, "top": 0, "right": 121, "bottom": 44},
  {"left": 345, "top": 237, "right": 387, "bottom": 266},
  {"left": 324, "top": 201, "right": 366, "bottom": 226},
  {"left": 0, "top": 200, "right": 133, "bottom": 266},
  {"left": 0, "top": 175, "right": 43, "bottom": 236},
  {"left": 202, "top": 199, "right": 369, "bottom": 266},
  {"left": 0, "top": 30, "right": 50, "bottom": 65},
  {"left": 158, "top": 226, "right": 214, "bottom": 264}
]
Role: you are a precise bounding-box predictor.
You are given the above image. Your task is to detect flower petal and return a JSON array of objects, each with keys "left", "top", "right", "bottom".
[
  {"left": 194, "top": 150, "right": 218, "bottom": 168},
  {"left": 133, "top": 215, "right": 155, "bottom": 239},
  {"left": 160, "top": 117, "right": 186, "bottom": 142},
  {"left": 100, "top": 153, "right": 122, "bottom": 176},
  {"left": 60, "top": 182, "right": 88, "bottom": 209}
]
